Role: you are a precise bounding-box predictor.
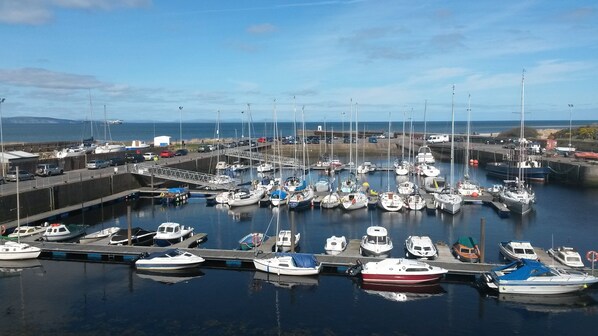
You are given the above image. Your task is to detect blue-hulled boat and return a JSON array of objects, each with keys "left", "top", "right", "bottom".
[{"left": 482, "top": 259, "right": 598, "bottom": 295}]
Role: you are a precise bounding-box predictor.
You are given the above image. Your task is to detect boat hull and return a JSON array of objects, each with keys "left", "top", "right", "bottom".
[
  {"left": 485, "top": 163, "right": 549, "bottom": 182},
  {"left": 362, "top": 273, "right": 444, "bottom": 285}
]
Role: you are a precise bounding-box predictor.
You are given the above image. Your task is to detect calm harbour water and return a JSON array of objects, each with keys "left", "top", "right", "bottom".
[{"left": 2, "top": 159, "right": 598, "bottom": 335}]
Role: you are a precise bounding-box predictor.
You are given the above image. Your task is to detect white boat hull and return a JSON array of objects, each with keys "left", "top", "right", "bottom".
[
  {"left": 253, "top": 255, "right": 321, "bottom": 276},
  {"left": 0, "top": 242, "right": 41, "bottom": 260}
]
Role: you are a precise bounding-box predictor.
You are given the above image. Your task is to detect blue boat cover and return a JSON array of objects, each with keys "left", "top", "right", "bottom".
[
  {"left": 168, "top": 187, "right": 187, "bottom": 194},
  {"left": 493, "top": 259, "right": 553, "bottom": 280},
  {"left": 271, "top": 189, "right": 288, "bottom": 199},
  {"left": 276, "top": 253, "right": 318, "bottom": 268}
]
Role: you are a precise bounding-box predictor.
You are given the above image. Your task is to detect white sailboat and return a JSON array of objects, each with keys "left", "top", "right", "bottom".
[
  {"left": 0, "top": 166, "right": 42, "bottom": 261},
  {"left": 457, "top": 94, "right": 482, "bottom": 197},
  {"left": 433, "top": 85, "right": 462, "bottom": 214},
  {"left": 498, "top": 71, "right": 536, "bottom": 215},
  {"left": 379, "top": 113, "right": 403, "bottom": 212},
  {"left": 94, "top": 105, "right": 126, "bottom": 154}
]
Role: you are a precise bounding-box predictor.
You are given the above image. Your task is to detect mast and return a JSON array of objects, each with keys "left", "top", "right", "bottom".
[
  {"left": 464, "top": 94, "right": 471, "bottom": 180},
  {"left": 355, "top": 102, "right": 359, "bottom": 168},
  {"left": 349, "top": 99, "right": 353, "bottom": 167},
  {"left": 386, "top": 112, "right": 391, "bottom": 191},
  {"left": 248, "top": 103, "right": 253, "bottom": 181},
  {"left": 401, "top": 108, "right": 405, "bottom": 159},
  {"left": 16, "top": 165, "right": 20, "bottom": 244},
  {"left": 423, "top": 99, "right": 428, "bottom": 141},
  {"left": 301, "top": 105, "right": 306, "bottom": 180},
  {"left": 519, "top": 70, "right": 525, "bottom": 182},
  {"left": 450, "top": 85, "right": 455, "bottom": 189}
]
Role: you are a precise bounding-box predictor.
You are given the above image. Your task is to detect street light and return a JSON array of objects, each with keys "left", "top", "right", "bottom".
[
  {"left": 179, "top": 106, "right": 183, "bottom": 148},
  {"left": 567, "top": 104, "right": 574, "bottom": 149},
  {"left": 0, "top": 98, "right": 5, "bottom": 177}
]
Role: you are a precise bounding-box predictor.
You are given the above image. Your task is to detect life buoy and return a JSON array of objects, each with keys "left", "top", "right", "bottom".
[
  {"left": 160, "top": 192, "right": 165, "bottom": 197},
  {"left": 0, "top": 225, "right": 5, "bottom": 235},
  {"left": 586, "top": 250, "right": 598, "bottom": 262}
]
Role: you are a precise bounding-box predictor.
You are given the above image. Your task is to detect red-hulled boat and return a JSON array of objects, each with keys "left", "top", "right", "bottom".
[
  {"left": 359, "top": 258, "right": 448, "bottom": 285},
  {"left": 574, "top": 152, "right": 598, "bottom": 160}
]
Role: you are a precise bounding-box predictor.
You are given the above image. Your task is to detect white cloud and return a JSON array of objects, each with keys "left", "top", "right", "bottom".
[
  {"left": 247, "top": 23, "right": 277, "bottom": 34},
  {"left": 0, "top": 0, "right": 151, "bottom": 25},
  {"left": 0, "top": 67, "right": 106, "bottom": 89}
]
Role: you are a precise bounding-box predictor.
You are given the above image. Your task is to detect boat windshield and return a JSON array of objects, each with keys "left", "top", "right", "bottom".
[{"left": 367, "top": 235, "right": 388, "bottom": 244}]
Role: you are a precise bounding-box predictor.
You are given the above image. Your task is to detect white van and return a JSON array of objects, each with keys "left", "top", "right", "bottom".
[{"left": 427, "top": 134, "right": 449, "bottom": 143}]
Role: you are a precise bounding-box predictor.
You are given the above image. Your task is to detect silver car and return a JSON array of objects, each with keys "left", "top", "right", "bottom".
[
  {"left": 86, "top": 160, "right": 110, "bottom": 169},
  {"left": 5, "top": 170, "right": 35, "bottom": 182}
]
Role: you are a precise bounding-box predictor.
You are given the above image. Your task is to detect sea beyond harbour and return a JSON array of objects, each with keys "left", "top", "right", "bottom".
[
  {"left": 1, "top": 157, "right": 598, "bottom": 334},
  {"left": 3, "top": 119, "right": 597, "bottom": 143}
]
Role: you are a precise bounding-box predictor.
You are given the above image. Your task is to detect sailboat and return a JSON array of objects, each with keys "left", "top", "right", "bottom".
[
  {"left": 94, "top": 105, "right": 126, "bottom": 154},
  {"left": 433, "top": 85, "right": 462, "bottom": 215},
  {"left": 0, "top": 166, "right": 42, "bottom": 260},
  {"left": 209, "top": 110, "right": 236, "bottom": 188},
  {"left": 394, "top": 109, "right": 410, "bottom": 176},
  {"left": 498, "top": 71, "right": 536, "bottom": 215},
  {"left": 287, "top": 106, "right": 314, "bottom": 211},
  {"left": 378, "top": 113, "right": 404, "bottom": 212},
  {"left": 457, "top": 94, "right": 482, "bottom": 197}
]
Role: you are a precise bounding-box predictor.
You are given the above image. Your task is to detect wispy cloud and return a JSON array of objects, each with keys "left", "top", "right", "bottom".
[
  {"left": 0, "top": 0, "right": 151, "bottom": 25},
  {"left": 0, "top": 67, "right": 106, "bottom": 89},
  {"left": 247, "top": 23, "right": 277, "bottom": 34}
]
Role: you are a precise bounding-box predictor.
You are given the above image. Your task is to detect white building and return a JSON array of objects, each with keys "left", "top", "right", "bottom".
[{"left": 153, "top": 136, "right": 171, "bottom": 147}]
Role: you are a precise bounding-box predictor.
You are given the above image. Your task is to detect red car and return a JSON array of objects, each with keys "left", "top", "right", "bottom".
[
  {"left": 159, "top": 150, "right": 175, "bottom": 158},
  {"left": 257, "top": 137, "right": 266, "bottom": 143}
]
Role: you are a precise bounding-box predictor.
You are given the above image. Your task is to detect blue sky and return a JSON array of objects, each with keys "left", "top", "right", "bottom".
[{"left": 0, "top": 0, "right": 596, "bottom": 123}]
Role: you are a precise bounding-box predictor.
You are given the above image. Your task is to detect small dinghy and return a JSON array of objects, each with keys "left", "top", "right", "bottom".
[{"left": 80, "top": 227, "right": 120, "bottom": 244}]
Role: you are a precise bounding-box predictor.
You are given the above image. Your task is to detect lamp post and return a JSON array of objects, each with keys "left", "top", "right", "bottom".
[
  {"left": 179, "top": 106, "right": 183, "bottom": 148},
  {"left": 0, "top": 98, "right": 5, "bottom": 177},
  {"left": 567, "top": 104, "right": 574, "bottom": 149}
]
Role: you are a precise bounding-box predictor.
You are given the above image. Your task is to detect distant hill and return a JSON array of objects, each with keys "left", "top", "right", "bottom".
[{"left": 3, "top": 116, "right": 82, "bottom": 124}]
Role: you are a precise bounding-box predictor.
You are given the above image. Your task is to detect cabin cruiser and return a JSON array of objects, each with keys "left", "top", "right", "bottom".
[
  {"left": 404, "top": 236, "right": 438, "bottom": 260},
  {"left": 0, "top": 241, "right": 41, "bottom": 260},
  {"left": 350, "top": 258, "right": 447, "bottom": 285},
  {"left": 547, "top": 246, "right": 585, "bottom": 268},
  {"left": 452, "top": 236, "right": 481, "bottom": 263},
  {"left": 416, "top": 146, "right": 435, "bottom": 164},
  {"left": 499, "top": 240, "right": 538, "bottom": 261},
  {"left": 253, "top": 253, "right": 322, "bottom": 276},
  {"left": 7, "top": 225, "right": 46, "bottom": 239},
  {"left": 135, "top": 249, "right": 205, "bottom": 271},
  {"left": 482, "top": 259, "right": 598, "bottom": 295},
  {"left": 41, "top": 223, "right": 86, "bottom": 242},
  {"left": 276, "top": 230, "right": 300, "bottom": 252},
  {"left": 360, "top": 226, "right": 393, "bottom": 257},
  {"left": 153, "top": 222, "right": 195, "bottom": 247},
  {"left": 324, "top": 236, "right": 347, "bottom": 255}
]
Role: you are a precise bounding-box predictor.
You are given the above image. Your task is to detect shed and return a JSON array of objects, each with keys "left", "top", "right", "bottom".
[
  {"left": 153, "top": 136, "right": 171, "bottom": 147},
  {"left": 0, "top": 150, "right": 40, "bottom": 173}
]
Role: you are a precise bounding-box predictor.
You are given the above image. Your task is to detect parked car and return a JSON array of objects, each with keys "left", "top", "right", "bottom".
[
  {"left": 125, "top": 153, "right": 145, "bottom": 163},
  {"left": 159, "top": 150, "right": 175, "bottom": 158},
  {"left": 174, "top": 149, "right": 189, "bottom": 156},
  {"left": 143, "top": 152, "right": 158, "bottom": 161},
  {"left": 6, "top": 170, "right": 36, "bottom": 182},
  {"left": 0, "top": 176, "right": 4, "bottom": 184},
  {"left": 108, "top": 157, "right": 126, "bottom": 166},
  {"left": 86, "top": 160, "right": 110, "bottom": 170},
  {"left": 35, "top": 163, "right": 63, "bottom": 176}
]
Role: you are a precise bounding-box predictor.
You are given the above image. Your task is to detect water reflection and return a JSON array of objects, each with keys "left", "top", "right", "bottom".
[
  {"left": 135, "top": 268, "right": 205, "bottom": 285},
  {"left": 252, "top": 271, "right": 319, "bottom": 290},
  {"left": 0, "top": 259, "right": 43, "bottom": 275},
  {"left": 360, "top": 282, "right": 446, "bottom": 302},
  {"left": 496, "top": 292, "right": 598, "bottom": 314}
]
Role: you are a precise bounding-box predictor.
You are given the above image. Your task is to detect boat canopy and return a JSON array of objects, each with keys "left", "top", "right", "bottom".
[
  {"left": 271, "top": 189, "right": 288, "bottom": 198},
  {"left": 276, "top": 253, "right": 318, "bottom": 268},
  {"left": 168, "top": 187, "right": 188, "bottom": 194},
  {"left": 456, "top": 236, "right": 478, "bottom": 248},
  {"left": 493, "top": 259, "right": 554, "bottom": 280}
]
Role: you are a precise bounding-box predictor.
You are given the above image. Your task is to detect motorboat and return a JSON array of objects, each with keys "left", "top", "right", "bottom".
[
  {"left": 357, "top": 161, "right": 376, "bottom": 174},
  {"left": 457, "top": 179, "right": 482, "bottom": 197},
  {"left": 80, "top": 226, "right": 120, "bottom": 244},
  {"left": 153, "top": 222, "right": 195, "bottom": 247},
  {"left": 404, "top": 236, "right": 438, "bottom": 260},
  {"left": 482, "top": 259, "right": 598, "bottom": 295},
  {"left": 485, "top": 155, "right": 549, "bottom": 183},
  {"left": 7, "top": 225, "right": 46, "bottom": 239},
  {"left": 125, "top": 140, "right": 150, "bottom": 151},
  {"left": 94, "top": 142, "right": 126, "bottom": 154},
  {"left": 215, "top": 161, "right": 230, "bottom": 170},
  {"left": 314, "top": 176, "right": 331, "bottom": 192},
  {"left": 340, "top": 192, "right": 368, "bottom": 211},
  {"left": 275, "top": 230, "right": 300, "bottom": 252},
  {"left": 256, "top": 162, "right": 274, "bottom": 173},
  {"left": 320, "top": 192, "right": 341, "bottom": 209},
  {"left": 452, "top": 236, "right": 481, "bottom": 263},
  {"left": 499, "top": 240, "right": 538, "bottom": 261},
  {"left": 227, "top": 188, "right": 265, "bottom": 207},
  {"left": 238, "top": 232, "right": 265, "bottom": 251},
  {"left": 253, "top": 253, "right": 322, "bottom": 276},
  {"left": 355, "top": 258, "right": 447, "bottom": 285},
  {"left": 288, "top": 188, "right": 314, "bottom": 211},
  {"left": 0, "top": 241, "right": 41, "bottom": 260},
  {"left": 377, "top": 192, "right": 403, "bottom": 212},
  {"left": 215, "top": 190, "right": 234, "bottom": 204},
  {"left": 547, "top": 246, "right": 585, "bottom": 268},
  {"left": 406, "top": 194, "right": 425, "bottom": 211},
  {"left": 324, "top": 236, "right": 347, "bottom": 255},
  {"left": 135, "top": 249, "right": 205, "bottom": 271},
  {"left": 41, "top": 223, "right": 86, "bottom": 242},
  {"left": 229, "top": 161, "right": 249, "bottom": 172},
  {"left": 109, "top": 227, "right": 156, "bottom": 246},
  {"left": 269, "top": 189, "right": 288, "bottom": 206},
  {"left": 360, "top": 226, "right": 393, "bottom": 257},
  {"left": 208, "top": 175, "right": 236, "bottom": 190}
]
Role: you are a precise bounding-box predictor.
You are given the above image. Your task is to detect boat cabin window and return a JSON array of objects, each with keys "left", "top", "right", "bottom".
[
  {"left": 414, "top": 246, "right": 422, "bottom": 251},
  {"left": 367, "top": 235, "right": 387, "bottom": 244},
  {"left": 514, "top": 248, "right": 525, "bottom": 254},
  {"left": 405, "top": 267, "right": 428, "bottom": 272},
  {"left": 279, "top": 263, "right": 289, "bottom": 267},
  {"left": 566, "top": 256, "right": 581, "bottom": 262},
  {"left": 423, "top": 246, "right": 432, "bottom": 251},
  {"left": 59, "top": 227, "right": 67, "bottom": 232},
  {"left": 524, "top": 249, "right": 534, "bottom": 255}
]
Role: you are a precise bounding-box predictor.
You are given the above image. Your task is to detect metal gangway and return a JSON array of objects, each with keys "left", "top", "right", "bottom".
[
  {"left": 223, "top": 148, "right": 307, "bottom": 170},
  {"left": 131, "top": 163, "right": 238, "bottom": 190}
]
